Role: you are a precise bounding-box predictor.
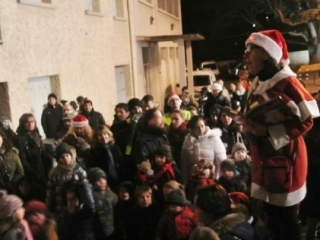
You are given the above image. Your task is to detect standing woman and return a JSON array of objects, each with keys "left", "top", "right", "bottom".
[
  {"left": 0, "top": 130, "right": 24, "bottom": 193},
  {"left": 87, "top": 124, "right": 124, "bottom": 190},
  {"left": 243, "top": 30, "right": 319, "bottom": 240},
  {"left": 167, "top": 109, "right": 189, "bottom": 167},
  {"left": 180, "top": 116, "right": 226, "bottom": 185},
  {"left": 16, "top": 113, "right": 48, "bottom": 188}
]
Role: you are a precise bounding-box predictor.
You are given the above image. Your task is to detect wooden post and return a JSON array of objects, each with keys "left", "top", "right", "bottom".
[{"left": 186, "top": 40, "right": 194, "bottom": 100}]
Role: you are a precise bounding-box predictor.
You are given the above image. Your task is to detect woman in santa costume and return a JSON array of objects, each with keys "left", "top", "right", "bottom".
[{"left": 243, "top": 29, "right": 319, "bottom": 240}]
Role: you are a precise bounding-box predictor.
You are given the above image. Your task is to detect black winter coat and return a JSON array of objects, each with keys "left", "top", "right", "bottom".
[
  {"left": 87, "top": 144, "right": 124, "bottom": 190},
  {"left": 15, "top": 134, "right": 48, "bottom": 187},
  {"left": 83, "top": 109, "right": 106, "bottom": 130},
  {"left": 167, "top": 122, "right": 188, "bottom": 166},
  {"left": 123, "top": 203, "right": 161, "bottom": 240},
  {"left": 133, "top": 126, "right": 169, "bottom": 165},
  {"left": 41, "top": 104, "right": 63, "bottom": 138},
  {"left": 204, "top": 92, "right": 230, "bottom": 119},
  {"left": 63, "top": 182, "right": 95, "bottom": 240}
]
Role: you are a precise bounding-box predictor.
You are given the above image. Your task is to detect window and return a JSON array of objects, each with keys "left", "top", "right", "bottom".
[
  {"left": 158, "top": 0, "right": 179, "bottom": 17},
  {"left": 17, "top": 0, "right": 56, "bottom": 8},
  {"left": 114, "top": 0, "right": 124, "bottom": 18},
  {"left": 84, "top": 0, "right": 100, "bottom": 12}
]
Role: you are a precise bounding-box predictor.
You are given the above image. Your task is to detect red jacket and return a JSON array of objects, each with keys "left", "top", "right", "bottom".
[
  {"left": 156, "top": 207, "right": 197, "bottom": 240},
  {"left": 247, "top": 69, "right": 319, "bottom": 206}
]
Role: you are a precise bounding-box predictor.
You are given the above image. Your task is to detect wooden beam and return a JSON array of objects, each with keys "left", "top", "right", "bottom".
[{"left": 136, "top": 33, "right": 205, "bottom": 42}]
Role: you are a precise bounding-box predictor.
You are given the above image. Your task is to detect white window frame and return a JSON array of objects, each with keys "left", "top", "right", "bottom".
[{"left": 17, "top": 0, "right": 56, "bottom": 9}]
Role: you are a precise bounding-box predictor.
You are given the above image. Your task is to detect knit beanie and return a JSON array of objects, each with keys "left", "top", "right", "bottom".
[
  {"left": 167, "top": 92, "right": 181, "bottom": 105},
  {"left": 118, "top": 181, "right": 135, "bottom": 198},
  {"left": 212, "top": 83, "right": 222, "bottom": 92},
  {"left": 56, "top": 142, "right": 73, "bottom": 159},
  {"left": 209, "top": 105, "right": 221, "bottom": 116},
  {"left": 127, "top": 98, "right": 143, "bottom": 112},
  {"left": 231, "top": 100, "right": 241, "bottom": 110},
  {"left": 220, "top": 160, "right": 236, "bottom": 174},
  {"left": 48, "top": 93, "right": 57, "bottom": 100},
  {"left": 25, "top": 200, "right": 48, "bottom": 216},
  {"left": 72, "top": 114, "right": 88, "bottom": 128},
  {"left": 166, "top": 189, "right": 187, "bottom": 206},
  {"left": 231, "top": 142, "right": 247, "bottom": 156},
  {"left": 87, "top": 168, "right": 107, "bottom": 185},
  {"left": 228, "top": 192, "right": 251, "bottom": 206},
  {"left": 154, "top": 144, "right": 173, "bottom": 162},
  {"left": 0, "top": 190, "right": 23, "bottom": 219}
]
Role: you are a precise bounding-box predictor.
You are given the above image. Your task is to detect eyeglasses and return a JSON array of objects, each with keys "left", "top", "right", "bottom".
[{"left": 244, "top": 45, "right": 261, "bottom": 54}]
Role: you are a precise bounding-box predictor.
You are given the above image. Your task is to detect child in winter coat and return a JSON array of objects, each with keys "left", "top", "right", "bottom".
[
  {"left": 24, "top": 200, "right": 58, "bottom": 240},
  {"left": 46, "top": 142, "right": 87, "bottom": 215},
  {"left": 124, "top": 185, "right": 162, "bottom": 240},
  {"left": 114, "top": 181, "right": 136, "bottom": 240},
  {"left": 217, "top": 160, "right": 247, "bottom": 193},
  {"left": 87, "top": 167, "right": 118, "bottom": 240},
  {"left": 61, "top": 180, "right": 96, "bottom": 240},
  {"left": 149, "top": 144, "right": 182, "bottom": 206},
  {"left": 185, "top": 159, "right": 215, "bottom": 203},
  {"left": 230, "top": 142, "right": 252, "bottom": 188},
  {"left": 156, "top": 189, "right": 197, "bottom": 240},
  {"left": 0, "top": 190, "right": 33, "bottom": 240}
]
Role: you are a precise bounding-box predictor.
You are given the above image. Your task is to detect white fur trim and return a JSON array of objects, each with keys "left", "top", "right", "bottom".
[
  {"left": 72, "top": 120, "right": 88, "bottom": 128},
  {"left": 267, "top": 124, "right": 290, "bottom": 150},
  {"left": 250, "top": 66, "right": 296, "bottom": 95},
  {"left": 167, "top": 95, "right": 181, "bottom": 105},
  {"left": 246, "top": 32, "right": 282, "bottom": 63},
  {"left": 251, "top": 182, "right": 306, "bottom": 206},
  {"left": 298, "top": 99, "right": 320, "bottom": 120}
]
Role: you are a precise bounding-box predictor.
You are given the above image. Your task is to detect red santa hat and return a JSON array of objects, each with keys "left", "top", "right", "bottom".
[
  {"left": 167, "top": 92, "right": 181, "bottom": 105},
  {"left": 72, "top": 114, "right": 88, "bottom": 128},
  {"left": 245, "top": 29, "right": 289, "bottom": 65}
]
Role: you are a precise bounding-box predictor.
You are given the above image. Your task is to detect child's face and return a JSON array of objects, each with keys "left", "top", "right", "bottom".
[
  {"left": 169, "top": 204, "right": 184, "bottom": 214},
  {"left": 66, "top": 191, "right": 80, "bottom": 213},
  {"left": 196, "top": 164, "right": 204, "bottom": 172},
  {"left": 97, "top": 132, "right": 109, "bottom": 144},
  {"left": 119, "top": 187, "right": 130, "bottom": 201},
  {"left": 234, "top": 150, "right": 247, "bottom": 161},
  {"left": 27, "top": 212, "right": 46, "bottom": 226},
  {"left": 59, "top": 153, "right": 72, "bottom": 165},
  {"left": 221, "top": 168, "right": 234, "bottom": 179},
  {"left": 19, "top": 181, "right": 30, "bottom": 195},
  {"left": 143, "top": 101, "right": 155, "bottom": 111},
  {"left": 95, "top": 178, "right": 107, "bottom": 191},
  {"left": 155, "top": 155, "right": 166, "bottom": 166},
  {"left": 138, "top": 190, "right": 152, "bottom": 208},
  {"left": 116, "top": 108, "right": 129, "bottom": 121}
]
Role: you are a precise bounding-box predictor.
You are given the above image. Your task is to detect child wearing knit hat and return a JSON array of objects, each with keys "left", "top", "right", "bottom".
[
  {"left": 230, "top": 142, "right": 252, "bottom": 189},
  {"left": 156, "top": 189, "right": 197, "bottom": 240},
  {"left": 217, "top": 160, "right": 247, "bottom": 194},
  {"left": 0, "top": 190, "right": 33, "bottom": 240},
  {"left": 46, "top": 142, "right": 87, "bottom": 216},
  {"left": 24, "top": 200, "right": 58, "bottom": 239},
  {"left": 87, "top": 167, "right": 118, "bottom": 239}
]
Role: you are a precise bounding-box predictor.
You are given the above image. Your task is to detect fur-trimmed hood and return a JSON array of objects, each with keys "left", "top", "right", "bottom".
[
  {"left": 188, "top": 127, "right": 222, "bottom": 142},
  {"left": 208, "top": 213, "right": 254, "bottom": 240}
]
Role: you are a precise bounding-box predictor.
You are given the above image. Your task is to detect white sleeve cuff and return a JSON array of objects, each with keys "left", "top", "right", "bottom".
[{"left": 267, "top": 124, "right": 290, "bottom": 150}]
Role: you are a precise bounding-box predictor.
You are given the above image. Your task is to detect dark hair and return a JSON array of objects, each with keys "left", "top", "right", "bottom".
[
  {"left": 141, "top": 95, "right": 154, "bottom": 103},
  {"left": 16, "top": 113, "right": 40, "bottom": 135},
  {"left": 182, "top": 86, "right": 188, "bottom": 92},
  {"left": 171, "top": 109, "right": 185, "bottom": 119},
  {"left": 61, "top": 180, "right": 82, "bottom": 206},
  {"left": 135, "top": 185, "right": 153, "bottom": 204},
  {"left": 195, "top": 184, "right": 231, "bottom": 219},
  {"left": 0, "top": 130, "right": 12, "bottom": 152},
  {"left": 200, "top": 87, "right": 209, "bottom": 97},
  {"left": 70, "top": 101, "right": 78, "bottom": 111},
  {"left": 115, "top": 103, "right": 129, "bottom": 112},
  {"left": 76, "top": 96, "right": 84, "bottom": 103},
  {"left": 144, "top": 108, "right": 162, "bottom": 124},
  {"left": 187, "top": 115, "right": 205, "bottom": 129}
]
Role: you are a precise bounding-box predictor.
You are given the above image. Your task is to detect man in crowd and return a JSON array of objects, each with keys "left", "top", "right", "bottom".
[{"left": 82, "top": 98, "right": 106, "bottom": 130}]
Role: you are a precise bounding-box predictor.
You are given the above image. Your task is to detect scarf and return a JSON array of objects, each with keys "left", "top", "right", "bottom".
[
  {"left": 57, "top": 157, "right": 76, "bottom": 172},
  {"left": 169, "top": 121, "right": 188, "bottom": 140},
  {"left": 103, "top": 144, "right": 118, "bottom": 182},
  {"left": 28, "top": 131, "right": 43, "bottom": 149}
]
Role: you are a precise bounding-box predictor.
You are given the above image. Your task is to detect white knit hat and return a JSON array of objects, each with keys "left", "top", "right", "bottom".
[
  {"left": 212, "top": 83, "right": 222, "bottom": 92},
  {"left": 245, "top": 29, "right": 289, "bottom": 65},
  {"left": 72, "top": 114, "right": 88, "bottom": 128}
]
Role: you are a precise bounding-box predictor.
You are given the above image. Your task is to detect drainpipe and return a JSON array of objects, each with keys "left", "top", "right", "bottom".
[{"left": 126, "top": 0, "right": 136, "bottom": 98}]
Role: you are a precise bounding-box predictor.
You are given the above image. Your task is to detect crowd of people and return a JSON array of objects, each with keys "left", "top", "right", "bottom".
[{"left": 0, "top": 29, "right": 320, "bottom": 240}]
